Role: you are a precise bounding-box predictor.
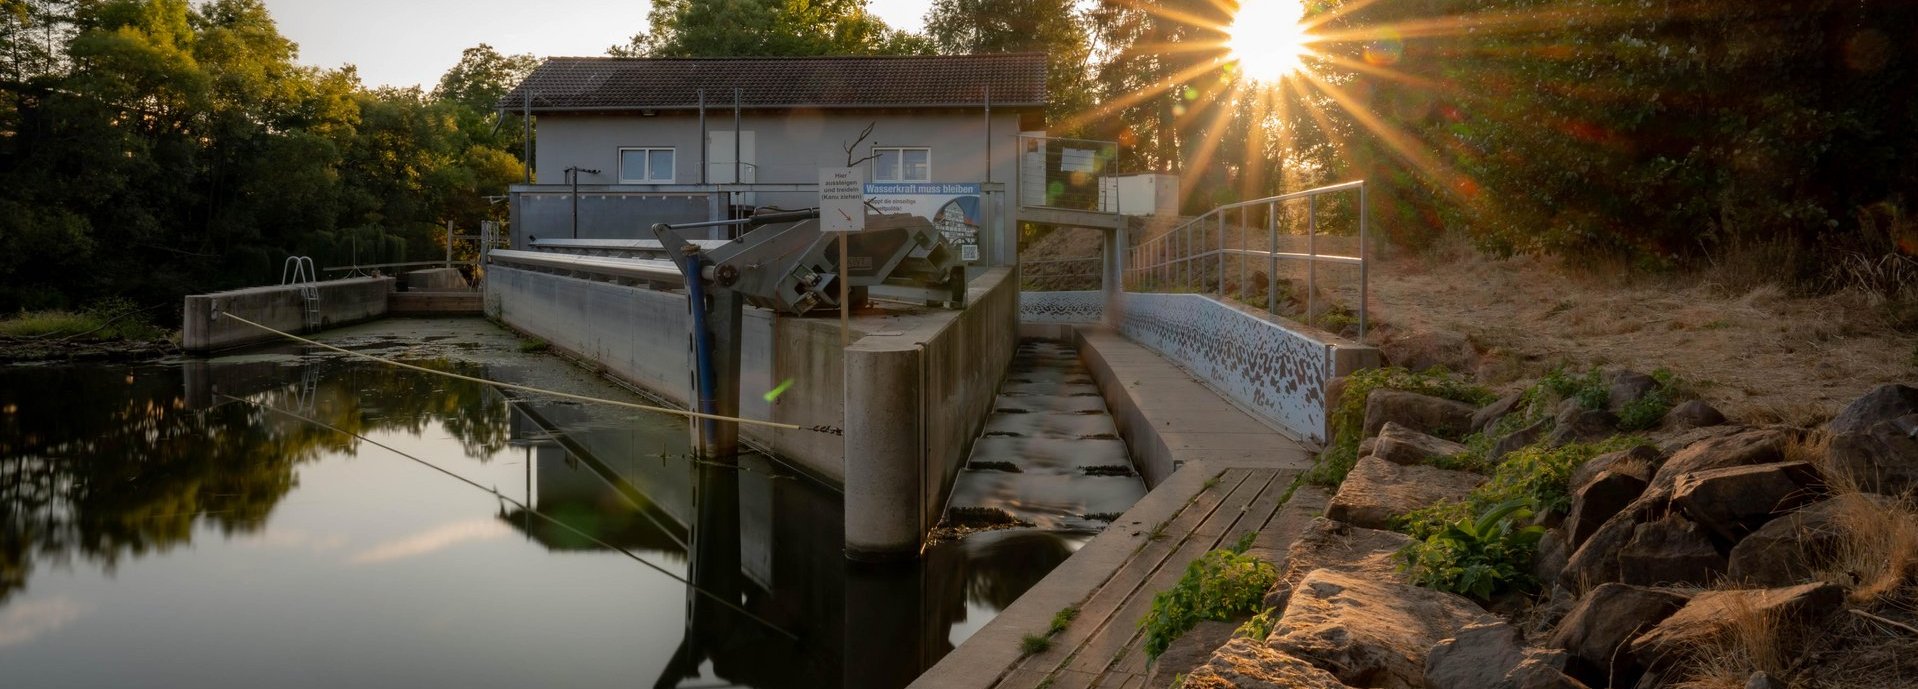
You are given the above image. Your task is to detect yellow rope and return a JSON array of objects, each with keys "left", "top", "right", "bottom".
[{"left": 218, "top": 312, "right": 801, "bottom": 431}]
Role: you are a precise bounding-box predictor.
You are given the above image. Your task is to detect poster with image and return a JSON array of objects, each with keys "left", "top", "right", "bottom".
[{"left": 863, "top": 183, "right": 983, "bottom": 262}]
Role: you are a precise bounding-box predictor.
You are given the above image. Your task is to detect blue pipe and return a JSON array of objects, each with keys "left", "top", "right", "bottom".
[{"left": 676, "top": 251, "right": 721, "bottom": 440}]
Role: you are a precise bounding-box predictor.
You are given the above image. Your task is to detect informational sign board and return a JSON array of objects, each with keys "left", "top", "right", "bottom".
[
  {"left": 864, "top": 182, "right": 983, "bottom": 262},
  {"left": 819, "top": 168, "right": 864, "bottom": 233}
]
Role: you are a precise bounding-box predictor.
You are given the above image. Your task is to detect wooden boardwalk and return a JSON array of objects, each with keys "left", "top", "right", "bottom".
[{"left": 993, "top": 468, "right": 1330, "bottom": 689}]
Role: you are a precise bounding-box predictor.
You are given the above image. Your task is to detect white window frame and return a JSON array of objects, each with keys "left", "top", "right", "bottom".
[
  {"left": 617, "top": 147, "right": 676, "bottom": 183},
  {"left": 872, "top": 146, "right": 932, "bottom": 183}
]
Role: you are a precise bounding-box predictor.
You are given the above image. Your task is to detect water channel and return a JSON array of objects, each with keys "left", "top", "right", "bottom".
[{"left": 0, "top": 319, "right": 1088, "bottom": 688}]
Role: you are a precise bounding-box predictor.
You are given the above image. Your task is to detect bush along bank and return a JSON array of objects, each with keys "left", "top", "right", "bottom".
[{"left": 1172, "top": 367, "right": 1918, "bottom": 689}]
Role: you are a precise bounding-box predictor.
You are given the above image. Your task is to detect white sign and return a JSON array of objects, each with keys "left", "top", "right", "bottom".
[{"left": 819, "top": 167, "right": 864, "bottom": 233}]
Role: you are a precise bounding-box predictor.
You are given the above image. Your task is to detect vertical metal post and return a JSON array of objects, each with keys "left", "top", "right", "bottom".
[
  {"left": 521, "top": 90, "right": 532, "bottom": 184},
  {"left": 732, "top": 88, "right": 742, "bottom": 189},
  {"left": 570, "top": 167, "right": 579, "bottom": 239},
  {"left": 698, "top": 89, "right": 707, "bottom": 185},
  {"left": 1266, "top": 201, "right": 1278, "bottom": 315},
  {"left": 445, "top": 220, "right": 453, "bottom": 268},
  {"left": 708, "top": 289, "right": 744, "bottom": 464},
  {"left": 1216, "top": 213, "right": 1224, "bottom": 296},
  {"left": 1307, "top": 195, "right": 1318, "bottom": 326},
  {"left": 1237, "top": 206, "right": 1246, "bottom": 304},
  {"left": 1359, "top": 183, "right": 1369, "bottom": 339},
  {"left": 983, "top": 86, "right": 992, "bottom": 183}
]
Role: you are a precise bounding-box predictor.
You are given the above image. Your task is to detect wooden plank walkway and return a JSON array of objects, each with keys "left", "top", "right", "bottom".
[{"left": 993, "top": 467, "right": 1323, "bottom": 689}]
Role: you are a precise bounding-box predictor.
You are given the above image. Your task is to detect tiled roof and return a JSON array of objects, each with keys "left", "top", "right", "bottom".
[{"left": 498, "top": 54, "right": 1047, "bottom": 112}]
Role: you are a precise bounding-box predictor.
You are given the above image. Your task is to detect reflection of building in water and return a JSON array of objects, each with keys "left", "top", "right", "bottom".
[{"left": 496, "top": 392, "right": 1083, "bottom": 689}]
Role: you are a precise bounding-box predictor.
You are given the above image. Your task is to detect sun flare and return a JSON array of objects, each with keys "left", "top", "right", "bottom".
[{"left": 1228, "top": 0, "right": 1312, "bottom": 82}]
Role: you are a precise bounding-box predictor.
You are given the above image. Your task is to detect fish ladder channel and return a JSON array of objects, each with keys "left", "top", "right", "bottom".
[{"left": 942, "top": 340, "right": 1147, "bottom": 534}]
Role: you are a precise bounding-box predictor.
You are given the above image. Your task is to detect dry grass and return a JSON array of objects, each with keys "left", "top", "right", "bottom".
[
  {"left": 1817, "top": 493, "right": 1918, "bottom": 608},
  {"left": 1671, "top": 592, "right": 1791, "bottom": 689},
  {"left": 1361, "top": 243, "right": 1915, "bottom": 416}
]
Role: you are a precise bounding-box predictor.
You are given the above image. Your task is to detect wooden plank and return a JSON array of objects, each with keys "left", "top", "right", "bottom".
[
  {"left": 1065, "top": 535, "right": 1215, "bottom": 676},
  {"left": 1016, "top": 469, "right": 1251, "bottom": 675},
  {"left": 994, "top": 668, "right": 1051, "bottom": 689},
  {"left": 1192, "top": 468, "right": 1279, "bottom": 539}
]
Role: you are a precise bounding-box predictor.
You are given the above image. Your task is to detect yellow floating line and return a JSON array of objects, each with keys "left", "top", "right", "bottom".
[{"left": 218, "top": 312, "right": 801, "bottom": 431}]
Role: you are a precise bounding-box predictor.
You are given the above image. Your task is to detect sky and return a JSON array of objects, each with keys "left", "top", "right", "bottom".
[{"left": 260, "top": 0, "right": 932, "bottom": 90}]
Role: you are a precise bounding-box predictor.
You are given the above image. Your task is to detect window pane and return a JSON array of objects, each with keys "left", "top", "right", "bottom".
[
  {"left": 648, "top": 149, "right": 674, "bottom": 181},
  {"left": 620, "top": 150, "right": 648, "bottom": 181},
  {"left": 875, "top": 149, "right": 900, "bottom": 181},
  {"left": 903, "top": 149, "right": 930, "bottom": 181}
]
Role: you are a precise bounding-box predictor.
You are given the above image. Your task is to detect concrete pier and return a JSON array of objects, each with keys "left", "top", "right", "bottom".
[{"left": 181, "top": 277, "right": 393, "bottom": 352}]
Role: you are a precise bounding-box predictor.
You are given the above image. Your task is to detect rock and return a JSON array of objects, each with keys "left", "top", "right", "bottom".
[
  {"left": 1533, "top": 529, "right": 1570, "bottom": 588},
  {"left": 1565, "top": 470, "right": 1650, "bottom": 549},
  {"left": 1146, "top": 619, "right": 1240, "bottom": 689},
  {"left": 1380, "top": 329, "right": 1480, "bottom": 375},
  {"left": 1652, "top": 424, "right": 1748, "bottom": 456},
  {"left": 1548, "top": 406, "right": 1619, "bottom": 447},
  {"left": 1745, "top": 671, "right": 1786, "bottom": 689},
  {"left": 1181, "top": 637, "right": 1353, "bottom": 689},
  {"left": 1358, "top": 436, "right": 1378, "bottom": 458},
  {"left": 1627, "top": 582, "right": 1845, "bottom": 674},
  {"left": 1826, "top": 413, "right": 1918, "bottom": 495},
  {"left": 1327, "top": 457, "right": 1485, "bottom": 530},
  {"left": 1617, "top": 515, "right": 1726, "bottom": 587},
  {"left": 1726, "top": 494, "right": 1892, "bottom": 587},
  {"left": 1671, "top": 461, "right": 1825, "bottom": 543},
  {"left": 1268, "top": 569, "right": 1495, "bottom": 689},
  {"left": 1363, "top": 389, "right": 1477, "bottom": 439},
  {"left": 1547, "top": 583, "right": 1690, "bottom": 688},
  {"left": 1475, "top": 391, "right": 1527, "bottom": 432},
  {"left": 1606, "top": 370, "right": 1659, "bottom": 411},
  {"left": 1373, "top": 422, "right": 1471, "bottom": 466},
  {"left": 1265, "top": 518, "right": 1415, "bottom": 613},
  {"left": 1827, "top": 383, "right": 1918, "bottom": 436},
  {"left": 1493, "top": 421, "right": 1548, "bottom": 460},
  {"left": 1568, "top": 445, "right": 1661, "bottom": 499},
  {"left": 1425, "top": 621, "right": 1585, "bottom": 689},
  {"left": 1661, "top": 400, "right": 1725, "bottom": 431},
  {"left": 1646, "top": 428, "right": 1791, "bottom": 497},
  {"left": 1560, "top": 511, "right": 1640, "bottom": 591}
]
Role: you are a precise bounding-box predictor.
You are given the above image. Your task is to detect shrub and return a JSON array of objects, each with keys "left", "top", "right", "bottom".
[
  {"left": 1540, "top": 367, "right": 1608, "bottom": 411},
  {"left": 1399, "top": 499, "right": 1546, "bottom": 599},
  {"left": 1305, "top": 366, "right": 1493, "bottom": 486},
  {"left": 1235, "top": 607, "right": 1279, "bottom": 641},
  {"left": 1139, "top": 542, "right": 1279, "bottom": 659},
  {"left": 0, "top": 298, "right": 162, "bottom": 341},
  {"left": 1048, "top": 605, "right": 1079, "bottom": 636},
  {"left": 1019, "top": 633, "right": 1052, "bottom": 656},
  {"left": 1617, "top": 368, "right": 1682, "bottom": 431}
]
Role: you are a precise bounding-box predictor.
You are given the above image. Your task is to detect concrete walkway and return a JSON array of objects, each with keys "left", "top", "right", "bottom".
[{"left": 909, "top": 326, "right": 1318, "bottom": 689}]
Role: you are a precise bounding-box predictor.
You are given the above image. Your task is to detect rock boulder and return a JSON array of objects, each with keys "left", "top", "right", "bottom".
[
  {"left": 1373, "top": 422, "right": 1471, "bottom": 466},
  {"left": 1565, "top": 470, "right": 1649, "bottom": 549},
  {"left": 1327, "top": 457, "right": 1485, "bottom": 530},
  {"left": 1181, "top": 637, "right": 1353, "bottom": 689},
  {"left": 1827, "top": 383, "right": 1918, "bottom": 435},
  {"left": 1547, "top": 583, "right": 1690, "bottom": 688},
  {"left": 1426, "top": 621, "right": 1588, "bottom": 689},
  {"left": 1268, "top": 569, "right": 1495, "bottom": 689},
  {"left": 1661, "top": 400, "right": 1726, "bottom": 431},
  {"left": 1726, "top": 494, "right": 1890, "bottom": 587},
  {"left": 1567, "top": 445, "right": 1661, "bottom": 499},
  {"left": 1616, "top": 515, "right": 1726, "bottom": 587},
  {"left": 1474, "top": 391, "right": 1527, "bottom": 432},
  {"left": 1826, "top": 413, "right": 1918, "bottom": 495},
  {"left": 1265, "top": 518, "right": 1415, "bottom": 613},
  {"left": 1605, "top": 370, "right": 1659, "bottom": 412},
  {"left": 1363, "top": 389, "right": 1477, "bottom": 439},
  {"left": 1627, "top": 582, "right": 1845, "bottom": 675},
  {"left": 1671, "top": 461, "right": 1825, "bottom": 543}
]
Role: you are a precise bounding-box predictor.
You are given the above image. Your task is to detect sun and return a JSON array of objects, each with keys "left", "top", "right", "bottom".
[{"left": 1228, "top": 0, "right": 1312, "bottom": 82}]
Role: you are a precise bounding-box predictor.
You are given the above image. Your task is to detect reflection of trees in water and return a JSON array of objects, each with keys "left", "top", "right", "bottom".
[
  {"left": 0, "top": 360, "right": 512, "bottom": 604},
  {"left": 959, "top": 531, "right": 1076, "bottom": 610}
]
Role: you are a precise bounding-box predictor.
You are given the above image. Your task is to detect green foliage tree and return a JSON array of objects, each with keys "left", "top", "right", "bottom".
[
  {"left": 924, "top": 0, "right": 1091, "bottom": 129},
  {"left": 609, "top": 0, "right": 928, "bottom": 58}
]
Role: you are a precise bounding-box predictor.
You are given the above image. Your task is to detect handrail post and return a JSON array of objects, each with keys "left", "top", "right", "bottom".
[
  {"left": 1216, "top": 212, "right": 1224, "bottom": 296},
  {"left": 1237, "top": 206, "right": 1246, "bottom": 305},
  {"left": 1358, "top": 182, "right": 1369, "bottom": 339},
  {"left": 1266, "top": 201, "right": 1277, "bottom": 315},
  {"left": 1308, "top": 195, "right": 1317, "bottom": 326}
]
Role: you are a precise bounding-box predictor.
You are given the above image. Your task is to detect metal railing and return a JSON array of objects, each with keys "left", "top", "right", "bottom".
[
  {"left": 280, "top": 256, "right": 321, "bottom": 332},
  {"left": 1126, "top": 180, "right": 1368, "bottom": 339}
]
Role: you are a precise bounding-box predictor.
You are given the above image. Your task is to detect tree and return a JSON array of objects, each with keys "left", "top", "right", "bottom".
[
  {"left": 608, "top": 0, "right": 927, "bottom": 57},
  {"left": 924, "top": 0, "right": 1091, "bottom": 131},
  {"left": 432, "top": 43, "right": 538, "bottom": 114}
]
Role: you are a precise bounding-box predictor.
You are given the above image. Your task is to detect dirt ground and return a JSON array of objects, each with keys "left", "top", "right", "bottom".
[{"left": 1024, "top": 225, "right": 1916, "bottom": 423}]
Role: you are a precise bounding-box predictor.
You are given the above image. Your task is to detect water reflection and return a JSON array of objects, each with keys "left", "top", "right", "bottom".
[{"left": 0, "top": 343, "right": 1084, "bottom": 689}]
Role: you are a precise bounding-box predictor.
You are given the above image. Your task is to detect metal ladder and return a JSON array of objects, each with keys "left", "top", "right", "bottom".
[{"left": 281, "top": 256, "right": 320, "bottom": 333}]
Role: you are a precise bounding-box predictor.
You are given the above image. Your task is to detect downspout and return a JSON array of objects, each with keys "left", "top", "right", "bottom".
[
  {"left": 698, "top": 89, "right": 707, "bottom": 185},
  {"left": 663, "top": 227, "right": 722, "bottom": 446},
  {"left": 522, "top": 90, "right": 533, "bottom": 184}
]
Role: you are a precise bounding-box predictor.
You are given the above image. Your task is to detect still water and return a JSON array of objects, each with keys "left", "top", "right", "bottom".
[{"left": 0, "top": 319, "right": 1081, "bottom": 688}]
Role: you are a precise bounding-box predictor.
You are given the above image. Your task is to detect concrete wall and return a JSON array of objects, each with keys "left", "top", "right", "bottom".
[
  {"left": 1115, "top": 292, "right": 1379, "bottom": 446},
  {"left": 844, "top": 267, "right": 1019, "bottom": 558},
  {"left": 182, "top": 277, "right": 393, "bottom": 352},
  {"left": 484, "top": 265, "right": 848, "bottom": 483},
  {"left": 401, "top": 267, "right": 467, "bottom": 291}
]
